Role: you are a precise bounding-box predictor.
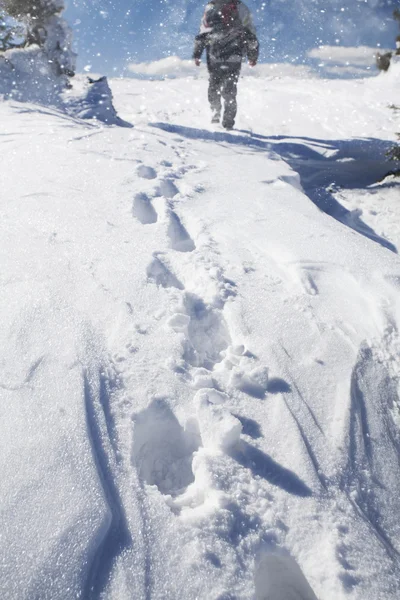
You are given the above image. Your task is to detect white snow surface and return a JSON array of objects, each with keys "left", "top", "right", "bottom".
[{"left": 1, "top": 64, "right": 400, "bottom": 600}]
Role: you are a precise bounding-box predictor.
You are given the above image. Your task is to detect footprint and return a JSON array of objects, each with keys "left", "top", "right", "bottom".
[
  {"left": 137, "top": 164, "right": 157, "bottom": 179},
  {"left": 300, "top": 270, "right": 318, "bottom": 296},
  {"left": 132, "top": 192, "right": 158, "bottom": 225},
  {"left": 132, "top": 398, "right": 200, "bottom": 496},
  {"left": 182, "top": 293, "right": 231, "bottom": 369},
  {"left": 167, "top": 211, "right": 195, "bottom": 253},
  {"left": 157, "top": 179, "right": 179, "bottom": 199},
  {"left": 146, "top": 256, "right": 184, "bottom": 290}
]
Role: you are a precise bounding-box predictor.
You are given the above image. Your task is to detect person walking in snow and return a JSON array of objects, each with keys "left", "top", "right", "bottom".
[{"left": 193, "top": 0, "right": 259, "bottom": 130}]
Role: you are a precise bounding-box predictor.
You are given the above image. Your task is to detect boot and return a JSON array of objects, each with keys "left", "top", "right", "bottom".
[
  {"left": 211, "top": 110, "right": 221, "bottom": 124},
  {"left": 222, "top": 119, "right": 234, "bottom": 130}
]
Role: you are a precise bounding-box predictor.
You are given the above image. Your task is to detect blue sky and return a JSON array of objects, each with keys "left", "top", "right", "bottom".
[{"left": 64, "top": 0, "right": 398, "bottom": 75}]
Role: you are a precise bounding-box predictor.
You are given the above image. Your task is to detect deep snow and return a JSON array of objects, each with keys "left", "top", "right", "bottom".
[{"left": 1, "top": 63, "right": 400, "bottom": 600}]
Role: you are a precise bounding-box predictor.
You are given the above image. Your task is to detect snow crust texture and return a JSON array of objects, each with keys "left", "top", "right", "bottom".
[{"left": 1, "top": 66, "right": 400, "bottom": 600}]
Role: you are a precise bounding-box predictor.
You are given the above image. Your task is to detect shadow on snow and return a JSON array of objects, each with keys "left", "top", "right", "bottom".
[
  {"left": 230, "top": 440, "right": 313, "bottom": 498},
  {"left": 150, "top": 122, "right": 398, "bottom": 254}
]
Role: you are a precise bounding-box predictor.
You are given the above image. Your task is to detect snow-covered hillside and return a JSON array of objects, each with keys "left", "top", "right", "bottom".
[{"left": 1, "top": 62, "right": 400, "bottom": 600}]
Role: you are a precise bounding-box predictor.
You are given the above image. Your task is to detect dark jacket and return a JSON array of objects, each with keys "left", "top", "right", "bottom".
[{"left": 193, "top": 0, "right": 259, "bottom": 69}]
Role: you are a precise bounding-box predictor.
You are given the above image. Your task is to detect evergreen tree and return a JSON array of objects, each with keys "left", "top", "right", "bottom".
[
  {"left": 0, "top": 11, "right": 10, "bottom": 49},
  {"left": 0, "top": 0, "right": 64, "bottom": 23},
  {"left": 376, "top": 9, "right": 400, "bottom": 71},
  {"left": 0, "top": 8, "right": 24, "bottom": 50},
  {"left": 0, "top": 0, "right": 75, "bottom": 77}
]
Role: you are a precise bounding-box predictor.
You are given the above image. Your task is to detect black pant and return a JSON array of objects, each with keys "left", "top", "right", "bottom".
[{"left": 208, "top": 63, "right": 241, "bottom": 127}]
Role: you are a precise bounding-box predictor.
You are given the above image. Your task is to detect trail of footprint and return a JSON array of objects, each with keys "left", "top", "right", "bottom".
[
  {"left": 167, "top": 210, "right": 195, "bottom": 253},
  {"left": 132, "top": 192, "right": 158, "bottom": 225},
  {"left": 128, "top": 154, "right": 312, "bottom": 594}
]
